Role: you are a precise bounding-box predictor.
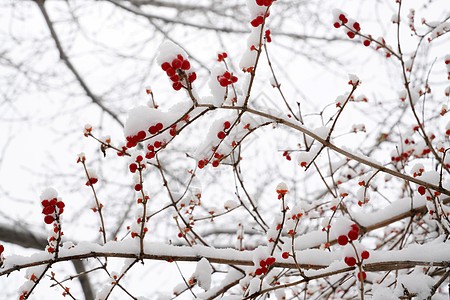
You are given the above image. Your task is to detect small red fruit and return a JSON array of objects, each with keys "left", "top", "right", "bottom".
[
  {"left": 282, "top": 252, "right": 289, "bottom": 259},
  {"left": 357, "top": 271, "right": 367, "bottom": 281},
  {"left": 266, "top": 257, "right": 275, "bottom": 265},
  {"left": 217, "top": 131, "right": 226, "bottom": 139},
  {"left": 173, "top": 82, "right": 182, "bottom": 91},
  {"left": 155, "top": 123, "right": 164, "bottom": 131},
  {"left": 44, "top": 215, "right": 54, "bottom": 224},
  {"left": 129, "top": 163, "right": 138, "bottom": 173},
  {"left": 223, "top": 121, "right": 231, "bottom": 129},
  {"left": 181, "top": 60, "right": 191, "bottom": 70},
  {"left": 42, "top": 206, "right": 55, "bottom": 215},
  {"left": 171, "top": 59, "right": 182, "bottom": 69},
  {"left": 418, "top": 186, "right": 426, "bottom": 195},
  {"left": 344, "top": 256, "right": 356, "bottom": 267},
  {"left": 337, "top": 235, "right": 349, "bottom": 246},
  {"left": 363, "top": 40, "right": 371, "bottom": 47},
  {"left": 135, "top": 184, "right": 142, "bottom": 192},
  {"left": 212, "top": 160, "right": 219, "bottom": 167},
  {"left": 154, "top": 141, "right": 162, "bottom": 148},
  {"left": 137, "top": 131, "right": 146, "bottom": 140},
  {"left": 361, "top": 250, "right": 370, "bottom": 260},
  {"left": 348, "top": 230, "right": 358, "bottom": 240},
  {"left": 255, "top": 268, "right": 263, "bottom": 275},
  {"left": 347, "top": 31, "right": 356, "bottom": 39},
  {"left": 259, "top": 260, "right": 267, "bottom": 268},
  {"left": 161, "top": 62, "right": 171, "bottom": 71}
]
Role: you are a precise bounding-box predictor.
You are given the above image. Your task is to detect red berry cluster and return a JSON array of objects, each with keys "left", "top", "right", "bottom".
[
  {"left": 126, "top": 130, "right": 147, "bottom": 149},
  {"left": 161, "top": 54, "right": 197, "bottom": 91},
  {"left": 217, "top": 52, "right": 227, "bottom": 62},
  {"left": 282, "top": 151, "right": 291, "bottom": 161},
  {"left": 255, "top": 257, "right": 276, "bottom": 275},
  {"left": 256, "top": 0, "right": 276, "bottom": 7},
  {"left": 251, "top": 15, "right": 265, "bottom": 27},
  {"left": 344, "top": 250, "right": 369, "bottom": 267},
  {"left": 41, "top": 197, "right": 65, "bottom": 225},
  {"left": 332, "top": 11, "right": 370, "bottom": 46},
  {"left": 217, "top": 71, "right": 238, "bottom": 87},
  {"left": 337, "top": 224, "right": 360, "bottom": 246}
]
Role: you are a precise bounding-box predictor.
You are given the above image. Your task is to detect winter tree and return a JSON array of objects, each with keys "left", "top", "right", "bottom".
[{"left": 0, "top": 0, "right": 449, "bottom": 299}]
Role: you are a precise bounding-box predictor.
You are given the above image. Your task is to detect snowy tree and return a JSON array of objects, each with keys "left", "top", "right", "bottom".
[{"left": 1, "top": 0, "right": 450, "bottom": 299}]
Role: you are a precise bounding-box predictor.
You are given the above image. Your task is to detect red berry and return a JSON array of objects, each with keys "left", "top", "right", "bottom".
[
  {"left": 350, "top": 224, "right": 360, "bottom": 233},
  {"left": 357, "top": 271, "right": 367, "bottom": 281},
  {"left": 161, "top": 62, "right": 171, "bottom": 71},
  {"left": 170, "top": 75, "right": 180, "bottom": 82},
  {"left": 418, "top": 186, "right": 426, "bottom": 195},
  {"left": 57, "top": 202, "right": 65, "bottom": 209},
  {"left": 361, "top": 250, "right": 370, "bottom": 260},
  {"left": 155, "top": 123, "right": 163, "bottom": 131},
  {"left": 173, "top": 82, "right": 182, "bottom": 91},
  {"left": 166, "top": 67, "right": 175, "bottom": 77},
  {"left": 171, "top": 58, "right": 182, "bottom": 69},
  {"left": 44, "top": 215, "right": 54, "bottom": 224},
  {"left": 188, "top": 72, "right": 197, "bottom": 83},
  {"left": 260, "top": 266, "right": 268, "bottom": 274},
  {"left": 363, "top": 40, "right": 371, "bottom": 47},
  {"left": 135, "top": 184, "right": 142, "bottom": 192},
  {"left": 145, "top": 152, "right": 155, "bottom": 159},
  {"left": 219, "top": 78, "right": 229, "bottom": 87},
  {"left": 154, "top": 141, "right": 162, "bottom": 148},
  {"left": 266, "top": 257, "right": 275, "bottom": 265},
  {"left": 137, "top": 131, "right": 146, "bottom": 140},
  {"left": 256, "top": 0, "right": 263, "bottom": 5},
  {"left": 42, "top": 205, "right": 55, "bottom": 215},
  {"left": 224, "top": 121, "right": 231, "bottom": 129},
  {"left": 344, "top": 256, "right": 356, "bottom": 266},
  {"left": 59, "top": 208, "right": 64, "bottom": 214},
  {"left": 339, "top": 14, "right": 346, "bottom": 22},
  {"left": 212, "top": 160, "right": 219, "bottom": 167},
  {"left": 255, "top": 268, "right": 263, "bottom": 275},
  {"left": 259, "top": 260, "right": 267, "bottom": 268},
  {"left": 217, "top": 131, "right": 226, "bottom": 139},
  {"left": 353, "top": 22, "right": 361, "bottom": 31},
  {"left": 50, "top": 198, "right": 57, "bottom": 206},
  {"left": 178, "top": 232, "right": 183, "bottom": 238},
  {"left": 0, "top": 245, "right": 4, "bottom": 254},
  {"left": 177, "top": 54, "right": 184, "bottom": 61},
  {"left": 347, "top": 31, "right": 356, "bottom": 39},
  {"left": 149, "top": 126, "right": 157, "bottom": 135},
  {"left": 198, "top": 160, "right": 206, "bottom": 169},
  {"left": 282, "top": 252, "right": 289, "bottom": 259},
  {"left": 337, "top": 235, "right": 349, "bottom": 246},
  {"left": 348, "top": 230, "right": 358, "bottom": 240},
  {"left": 333, "top": 22, "right": 341, "bottom": 28},
  {"left": 41, "top": 200, "right": 49, "bottom": 207},
  {"left": 181, "top": 60, "right": 190, "bottom": 70},
  {"left": 129, "top": 163, "right": 138, "bottom": 173}
]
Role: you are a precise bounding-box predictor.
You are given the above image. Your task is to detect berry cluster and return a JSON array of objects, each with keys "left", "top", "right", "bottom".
[
  {"left": 126, "top": 130, "right": 147, "bottom": 149},
  {"left": 276, "top": 182, "right": 288, "bottom": 199},
  {"left": 282, "top": 151, "right": 291, "bottom": 161},
  {"left": 41, "top": 197, "right": 65, "bottom": 225},
  {"left": 161, "top": 54, "right": 197, "bottom": 91},
  {"left": 251, "top": 15, "right": 266, "bottom": 27},
  {"left": 256, "top": 0, "right": 276, "bottom": 6},
  {"left": 337, "top": 224, "right": 360, "bottom": 245},
  {"left": 332, "top": 10, "right": 372, "bottom": 47},
  {"left": 217, "top": 71, "right": 238, "bottom": 87},
  {"left": 217, "top": 52, "right": 227, "bottom": 62},
  {"left": 255, "top": 257, "right": 276, "bottom": 275}
]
